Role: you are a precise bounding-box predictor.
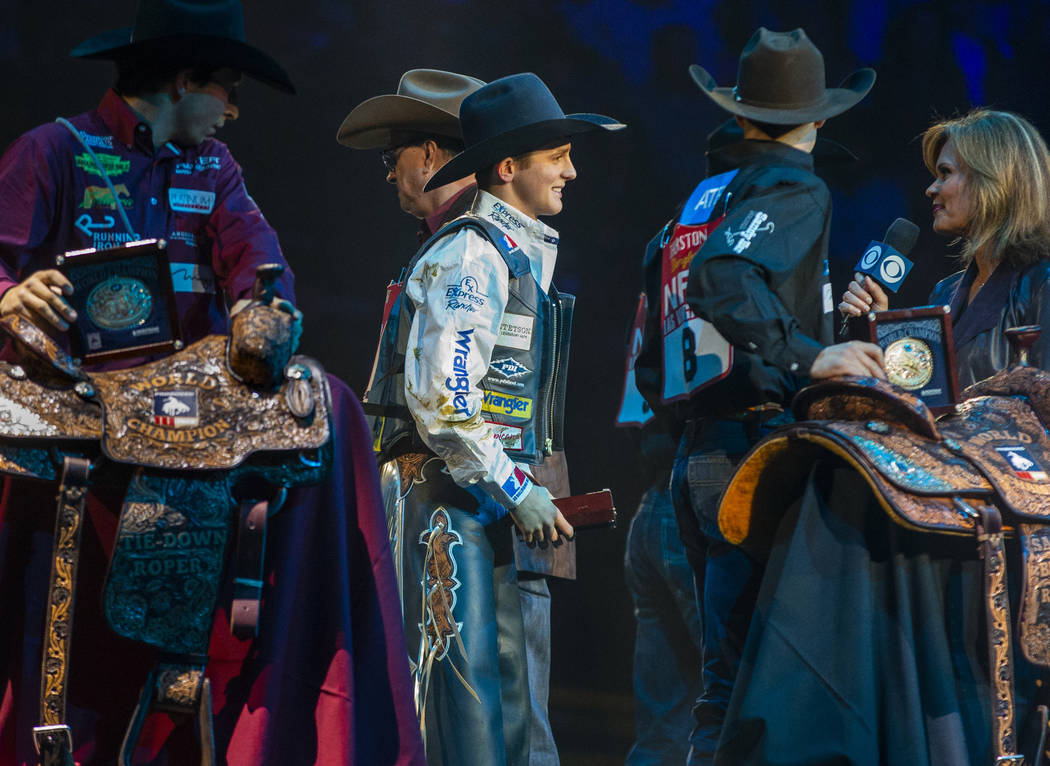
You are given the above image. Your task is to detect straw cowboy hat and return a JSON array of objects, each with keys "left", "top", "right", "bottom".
[
  {"left": 337, "top": 69, "right": 486, "bottom": 150},
  {"left": 690, "top": 27, "right": 874, "bottom": 124},
  {"left": 70, "top": 0, "right": 295, "bottom": 94},
  {"left": 425, "top": 72, "right": 624, "bottom": 190}
]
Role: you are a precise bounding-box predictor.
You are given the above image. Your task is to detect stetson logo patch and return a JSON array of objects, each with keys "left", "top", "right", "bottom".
[
  {"left": 996, "top": 445, "right": 1049, "bottom": 481},
  {"left": 153, "top": 390, "right": 198, "bottom": 427}
]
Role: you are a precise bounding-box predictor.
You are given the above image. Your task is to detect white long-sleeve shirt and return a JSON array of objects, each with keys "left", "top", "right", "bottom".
[{"left": 403, "top": 190, "right": 559, "bottom": 507}]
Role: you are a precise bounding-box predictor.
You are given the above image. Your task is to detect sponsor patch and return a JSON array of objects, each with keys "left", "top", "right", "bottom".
[
  {"left": 168, "top": 188, "right": 216, "bottom": 214},
  {"left": 488, "top": 201, "right": 525, "bottom": 230},
  {"left": 445, "top": 275, "right": 487, "bottom": 312},
  {"left": 445, "top": 329, "right": 474, "bottom": 416},
  {"left": 489, "top": 357, "right": 531, "bottom": 379},
  {"left": 996, "top": 445, "right": 1049, "bottom": 481},
  {"left": 496, "top": 313, "right": 534, "bottom": 350},
  {"left": 80, "top": 184, "right": 132, "bottom": 210},
  {"left": 75, "top": 152, "right": 130, "bottom": 177},
  {"left": 724, "top": 210, "right": 774, "bottom": 254},
  {"left": 78, "top": 131, "right": 114, "bottom": 149},
  {"left": 501, "top": 466, "right": 532, "bottom": 505},
  {"left": 500, "top": 233, "right": 518, "bottom": 251},
  {"left": 482, "top": 391, "right": 532, "bottom": 420},
  {"left": 486, "top": 421, "right": 523, "bottom": 450},
  {"left": 153, "top": 390, "right": 199, "bottom": 428},
  {"left": 167, "top": 231, "right": 198, "bottom": 247},
  {"left": 823, "top": 282, "right": 834, "bottom": 314},
  {"left": 75, "top": 213, "right": 140, "bottom": 249},
  {"left": 174, "top": 156, "right": 222, "bottom": 175},
  {"left": 170, "top": 262, "right": 215, "bottom": 294}
]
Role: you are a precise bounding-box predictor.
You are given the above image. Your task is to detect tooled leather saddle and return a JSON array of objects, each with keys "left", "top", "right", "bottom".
[
  {"left": 0, "top": 267, "right": 331, "bottom": 766},
  {"left": 720, "top": 364, "right": 1050, "bottom": 765}
]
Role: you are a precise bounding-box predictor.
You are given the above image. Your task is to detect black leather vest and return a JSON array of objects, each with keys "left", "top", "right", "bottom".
[{"left": 364, "top": 216, "right": 573, "bottom": 465}]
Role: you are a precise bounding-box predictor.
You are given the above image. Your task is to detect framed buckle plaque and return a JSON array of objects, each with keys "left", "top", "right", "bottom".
[
  {"left": 56, "top": 239, "right": 182, "bottom": 364},
  {"left": 868, "top": 304, "right": 960, "bottom": 414}
]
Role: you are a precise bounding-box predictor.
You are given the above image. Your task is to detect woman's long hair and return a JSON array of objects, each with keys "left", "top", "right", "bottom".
[{"left": 922, "top": 109, "right": 1050, "bottom": 266}]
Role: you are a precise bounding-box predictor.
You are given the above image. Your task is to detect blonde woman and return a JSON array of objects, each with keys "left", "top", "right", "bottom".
[{"left": 841, "top": 109, "right": 1050, "bottom": 386}]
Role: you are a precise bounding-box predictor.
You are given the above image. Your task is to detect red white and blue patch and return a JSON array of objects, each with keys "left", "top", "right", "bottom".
[
  {"left": 996, "top": 445, "right": 1049, "bottom": 481},
  {"left": 500, "top": 233, "right": 518, "bottom": 252},
  {"left": 501, "top": 466, "right": 532, "bottom": 504},
  {"left": 153, "top": 390, "right": 199, "bottom": 428}
]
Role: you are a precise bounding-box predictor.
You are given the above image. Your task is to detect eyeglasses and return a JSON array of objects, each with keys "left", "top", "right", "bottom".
[{"left": 381, "top": 141, "right": 423, "bottom": 173}]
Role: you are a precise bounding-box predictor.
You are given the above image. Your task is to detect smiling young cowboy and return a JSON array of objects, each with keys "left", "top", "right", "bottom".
[
  {"left": 363, "top": 72, "right": 624, "bottom": 765},
  {"left": 339, "top": 68, "right": 576, "bottom": 766}
]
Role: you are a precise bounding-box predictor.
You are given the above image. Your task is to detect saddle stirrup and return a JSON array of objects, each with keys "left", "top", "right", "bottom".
[
  {"left": 119, "top": 658, "right": 215, "bottom": 766},
  {"left": 34, "top": 457, "right": 92, "bottom": 766}
]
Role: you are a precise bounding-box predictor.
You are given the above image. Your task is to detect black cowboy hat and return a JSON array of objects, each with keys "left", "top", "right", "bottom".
[
  {"left": 337, "top": 69, "right": 486, "bottom": 150},
  {"left": 690, "top": 27, "right": 874, "bottom": 124},
  {"left": 425, "top": 72, "right": 624, "bottom": 190},
  {"left": 70, "top": 0, "right": 295, "bottom": 94}
]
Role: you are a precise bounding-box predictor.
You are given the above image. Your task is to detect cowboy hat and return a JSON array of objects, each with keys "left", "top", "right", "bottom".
[
  {"left": 70, "top": 0, "right": 295, "bottom": 94},
  {"left": 337, "top": 69, "right": 486, "bottom": 149},
  {"left": 425, "top": 72, "right": 624, "bottom": 191},
  {"left": 690, "top": 27, "right": 874, "bottom": 124}
]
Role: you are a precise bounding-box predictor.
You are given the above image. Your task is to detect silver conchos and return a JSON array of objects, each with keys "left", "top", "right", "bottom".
[
  {"left": 86, "top": 276, "right": 153, "bottom": 330},
  {"left": 884, "top": 337, "right": 934, "bottom": 391}
]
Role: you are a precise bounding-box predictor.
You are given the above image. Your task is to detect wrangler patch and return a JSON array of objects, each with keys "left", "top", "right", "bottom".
[{"left": 481, "top": 391, "right": 532, "bottom": 420}]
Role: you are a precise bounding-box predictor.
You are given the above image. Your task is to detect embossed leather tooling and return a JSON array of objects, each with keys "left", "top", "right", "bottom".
[
  {"left": 0, "top": 272, "right": 330, "bottom": 766},
  {"left": 719, "top": 371, "right": 1050, "bottom": 763}
]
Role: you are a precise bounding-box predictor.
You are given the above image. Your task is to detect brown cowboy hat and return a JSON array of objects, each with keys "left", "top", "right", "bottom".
[
  {"left": 337, "top": 69, "right": 486, "bottom": 150},
  {"left": 70, "top": 0, "right": 295, "bottom": 94},
  {"left": 690, "top": 27, "right": 874, "bottom": 124}
]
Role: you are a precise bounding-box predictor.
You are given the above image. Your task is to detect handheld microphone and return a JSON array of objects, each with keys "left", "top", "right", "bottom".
[{"left": 838, "top": 217, "right": 920, "bottom": 338}]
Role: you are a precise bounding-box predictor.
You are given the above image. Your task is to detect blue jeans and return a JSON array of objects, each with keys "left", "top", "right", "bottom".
[
  {"left": 519, "top": 576, "right": 559, "bottom": 765},
  {"left": 670, "top": 419, "right": 769, "bottom": 766},
  {"left": 625, "top": 481, "right": 702, "bottom": 766}
]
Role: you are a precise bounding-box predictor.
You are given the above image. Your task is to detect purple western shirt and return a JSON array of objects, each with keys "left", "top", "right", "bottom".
[{"left": 0, "top": 89, "right": 293, "bottom": 362}]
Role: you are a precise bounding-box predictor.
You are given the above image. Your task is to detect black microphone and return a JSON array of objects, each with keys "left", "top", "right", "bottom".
[{"left": 838, "top": 217, "right": 921, "bottom": 338}]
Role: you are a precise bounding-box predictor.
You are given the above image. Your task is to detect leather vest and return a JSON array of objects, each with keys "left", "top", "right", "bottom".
[{"left": 365, "top": 216, "right": 573, "bottom": 466}]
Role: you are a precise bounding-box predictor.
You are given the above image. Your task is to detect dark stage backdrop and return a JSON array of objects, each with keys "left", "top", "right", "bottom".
[{"left": 5, "top": 0, "right": 1050, "bottom": 759}]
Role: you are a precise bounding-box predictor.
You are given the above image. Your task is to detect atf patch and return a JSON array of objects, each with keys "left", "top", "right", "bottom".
[
  {"left": 153, "top": 390, "right": 199, "bottom": 428},
  {"left": 418, "top": 508, "right": 463, "bottom": 660},
  {"left": 996, "top": 445, "right": 1049, "bottom": 481}
]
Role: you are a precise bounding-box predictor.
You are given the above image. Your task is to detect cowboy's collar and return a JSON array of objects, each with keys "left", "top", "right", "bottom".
[
  {"left": 422, "top": 183, "right": 477, "bottom": 239},
  {"left": 707, "top": 138, "right": 816, "bottom": 175},
  {"left": 949, "top": 259, "right": 1017, "bottom": 350},
  {"left": 472, "top": 189, "right": 560, "bottom": 247},
  {"left": 96, "top": 89, "right": 183, "bottom": 158}
]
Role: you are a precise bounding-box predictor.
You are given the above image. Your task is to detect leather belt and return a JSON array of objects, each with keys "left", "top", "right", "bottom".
[{"left": 34, "top": 457, "right": 92, "bottom": 766}]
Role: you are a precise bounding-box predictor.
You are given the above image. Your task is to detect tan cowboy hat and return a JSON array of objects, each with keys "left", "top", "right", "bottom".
[
  {"left": 690, "top": 27, "right": 875, "bottom": 125},
  {"left": 337, "top": 69, "right": 486, "bottom": 149}
]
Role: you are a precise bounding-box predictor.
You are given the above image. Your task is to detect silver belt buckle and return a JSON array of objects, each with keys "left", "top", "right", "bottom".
[{"left": 32, "top": 723, "right": 73, "bottom": 755}]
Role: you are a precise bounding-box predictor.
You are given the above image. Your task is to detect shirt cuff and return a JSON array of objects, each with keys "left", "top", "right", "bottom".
[
  {"left": 773, "top": 334, "right": 824, "bottom": 376},
  {"left": 491, "top": 461, "right": 534, "bottom": 508}
]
